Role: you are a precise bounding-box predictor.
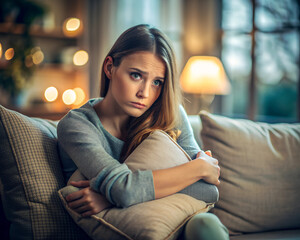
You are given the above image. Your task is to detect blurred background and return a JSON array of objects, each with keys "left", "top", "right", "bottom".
[{"left": 0, "top": 0, "right": 299, "bottom": 122}]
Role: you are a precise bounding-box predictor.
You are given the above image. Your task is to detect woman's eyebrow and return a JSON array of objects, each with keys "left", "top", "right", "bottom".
[
  {"left": 129, "top": 68, "right": 165, "bottom": 80},
  {"left": 129, "top": 67, "right": 147, "bottom": 75}
]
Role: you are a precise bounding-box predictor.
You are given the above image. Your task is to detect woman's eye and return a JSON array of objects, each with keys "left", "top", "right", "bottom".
[
  {"left": 153, "top": 80, "right": 163, "bottom": 87},
  {"left": 130, "top": 72, "right": 142, "bottom": 80}
]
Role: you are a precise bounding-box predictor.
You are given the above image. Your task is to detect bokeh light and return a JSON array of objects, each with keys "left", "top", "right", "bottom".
[
  {"left": 62, "top": 89, "right": 76, "bottom": 105},
  {"left": 73, "top": 87, "right": 86, "bottom": 105},
  {"left": 31, "top": 47, "right": 44, "bottom": 65},
  {"left": 73, "top": 50, "right": 89, "bottom": 66},
  {"left": 63, "top": 17, "right": 82, "bottom": 37},
  {"left": 0, "top": 43, "right": 2, "bottom": 58},
  {"left": 44, "top": 86, "right": 58, "bottom": 102},
  {"left": 66, "top": 18, "right": 81, "bottom": 31},
  {"left": 5, "top": 48, "right": 14, "bottom": 60}
]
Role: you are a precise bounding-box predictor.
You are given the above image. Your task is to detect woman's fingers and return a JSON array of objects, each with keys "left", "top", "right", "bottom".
[
  {"left": 69, "top": 180, "right": 90, "bottom": 188},
  {"left": 66, "top": 189, "right": 84, "bottom": 202},
  {"left": 71, "top": 203, "right": 91, "bottom": 213},
  {"left": 68, "top": 197, "right": 86, "bottom": 209},
  {"left": 196, "top": 150, "right": 221, "bottom": 186},
  {"left": 66, "top": 186, "right": 112, "bottom": 217},
  {"left": 205, "top": 150, "right": 212, "bottom": 157},
  {"left": 199, "top": 151, "right": 218, "bottom": 165},
  {"left": 82, "top": 211, "right": 95, "bottom": 217}
]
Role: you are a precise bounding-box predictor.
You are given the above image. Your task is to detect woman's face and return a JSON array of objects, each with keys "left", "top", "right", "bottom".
[{"left": 106, "top": 51, "right": 166, "bottom": 118}]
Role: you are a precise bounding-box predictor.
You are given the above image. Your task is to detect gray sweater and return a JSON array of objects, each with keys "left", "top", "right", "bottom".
[{"left": 57, "top": 98, "right": 218, "bottom": 207}]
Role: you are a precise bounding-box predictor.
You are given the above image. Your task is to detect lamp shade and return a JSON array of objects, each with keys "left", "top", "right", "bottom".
[{"left": 180, "top": 56, "right": 231, "bottom": 95}]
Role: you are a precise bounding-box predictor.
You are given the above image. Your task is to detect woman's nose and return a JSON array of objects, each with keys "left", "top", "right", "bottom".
[{"left": 137, "top": 82, "right": 150, "bottom": 98}]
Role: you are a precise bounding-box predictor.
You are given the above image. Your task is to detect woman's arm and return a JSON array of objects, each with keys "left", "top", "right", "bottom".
[
  {"left": 66, "top": 150, "right": 219, "bottom": 217},
  {"left": 57, "top": 108, "right": 155, "bottom": 208},
  {"left": 178, "top": 151, "right": 219, "bottom": 203},
  {"left": 153, "top": 150, "right": 220, "bottom": 199},
  {"left": 162, "top": 106, "right": 220, "bottom": 203}
]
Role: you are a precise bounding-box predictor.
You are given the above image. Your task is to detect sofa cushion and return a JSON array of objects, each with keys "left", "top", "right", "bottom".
[
  {"left": 230, "top": 229, "right": 300, "bottom": 240},
  {"left": 199, "top": 111, "right": 300, "bottom": 234},
  {"left": 59, "top": 130, "right": 214, "bottom": 240},
  {"left": 0, "top": 105, "right": 88, "bottom": 239}
]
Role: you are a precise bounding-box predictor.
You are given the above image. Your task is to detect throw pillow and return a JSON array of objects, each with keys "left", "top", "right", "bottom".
[
  {"left": 125, "top": 130, "right": 191, "bottom": 170},
  {"left": 59, "top": 130, "right": 214, "bottom": 240},
  {"left": 199, "top": 111, "right": 300, "bottom": 234},
  {"left": 0, "top": 105, "right": 89, "bottom": 239}
]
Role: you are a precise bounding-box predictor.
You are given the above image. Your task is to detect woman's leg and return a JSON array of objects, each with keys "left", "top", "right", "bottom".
[{"left": 184, "top": 212, "right": 229, "bottom": 240}]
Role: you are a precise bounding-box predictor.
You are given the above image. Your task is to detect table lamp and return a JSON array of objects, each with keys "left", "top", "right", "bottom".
[{"left": 180, "top": 56, "right": 231, "bottom": 111}]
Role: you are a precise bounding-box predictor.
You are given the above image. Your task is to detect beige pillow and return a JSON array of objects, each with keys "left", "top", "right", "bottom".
[
  {"left": 125, "top": 130, "right": 191, "bottom": 170},
  {"left": 59, "top": 130, "right": 213, "bottom": 240},
  {"left": 199, "top": 111, "right": 300, "bottom": 234}
]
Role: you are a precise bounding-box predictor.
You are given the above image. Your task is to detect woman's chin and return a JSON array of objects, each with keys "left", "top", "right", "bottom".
[{"left": 126, "top": 108, "right": 146, "bottom": 118}]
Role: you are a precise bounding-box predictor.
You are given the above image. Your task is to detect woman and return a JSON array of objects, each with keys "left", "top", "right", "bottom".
[{"left": 57, "top": 24, "right": 229, "bottom": 240}]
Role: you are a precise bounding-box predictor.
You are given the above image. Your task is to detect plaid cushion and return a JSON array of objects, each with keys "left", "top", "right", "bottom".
[{"left": 0, "top": 105, "right": 89, "bottom": 239}]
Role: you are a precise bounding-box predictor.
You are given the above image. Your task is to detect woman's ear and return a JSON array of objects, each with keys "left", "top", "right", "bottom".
[{"left": 103, "top": 56, "right": 114, "bottom": 79}]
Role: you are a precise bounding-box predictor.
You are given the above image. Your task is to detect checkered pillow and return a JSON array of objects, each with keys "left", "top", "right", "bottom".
[{"left": 0, "top": 105, "right": 89, "bottom": 239}]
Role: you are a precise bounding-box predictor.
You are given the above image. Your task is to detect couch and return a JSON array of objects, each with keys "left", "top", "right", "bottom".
[{"left": 0, "top": 104, "right": 300, "bottom": 239}]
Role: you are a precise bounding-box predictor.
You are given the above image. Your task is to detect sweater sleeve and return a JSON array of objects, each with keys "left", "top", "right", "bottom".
[
  {"left": 57, "top": 111, "right": 155, "bottom": 208},
  {"left": 176, "top": 106, "right": 219, "bottom": 203},
  {"left": 176, "top": 105, "right": 201, "bottom": 159}
]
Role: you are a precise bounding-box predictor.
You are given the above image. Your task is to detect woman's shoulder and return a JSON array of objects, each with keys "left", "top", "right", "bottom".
[
  {"left": 58, "top": 98, "right": 102, "bottom": 129},
  {"left": 178, "top": 104, "right": 189, "bottom": 124}
]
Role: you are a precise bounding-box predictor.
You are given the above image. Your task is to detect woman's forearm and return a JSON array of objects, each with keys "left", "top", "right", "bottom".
[
  {"left": 152, "top": 152, "right": 220, "bottom": 199},
  {"left": 153, "top": 159, "right": 203, "bottom": 199}
]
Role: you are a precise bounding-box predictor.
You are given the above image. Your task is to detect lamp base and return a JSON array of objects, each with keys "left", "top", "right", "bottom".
[{"left": 196, "top": 94, "right": 215, "bottom": 113}]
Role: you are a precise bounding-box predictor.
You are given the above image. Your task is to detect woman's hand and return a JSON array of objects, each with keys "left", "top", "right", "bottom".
[
  {"left": 195, "top": 150, "right": 220, "bottom": 186},
  {"left": 66, "top": 180, "right": 112, "bottom": 217}
]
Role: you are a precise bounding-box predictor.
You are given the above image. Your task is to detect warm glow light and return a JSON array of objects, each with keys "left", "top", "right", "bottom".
[
  {"left": 62, "top": 89, "right": 76, "bottom": 105},
  {"left": 0, "top": 43, "right": 2, "bottom": 58},
  {"left": 73, "top": 50, "right": 89, "bottom": 66},
  {"left": 44, "top": 86, "right": 58, "bottom": 102},
  {"left": 63, "top": 17, "right": 82, "bottom": 37},
  {"left": 5, "top": 48, "right": 14, "bottom": 60},
  {"left": 31, "top": 47, "right": 44, "bottom": 65},
  {"left": 180, "top": 56, "right": 231, "bottom": 95},
  {"left": 66, "top": 18, "right": 81, "bottom": 31},
  {"left": 73, "top": 87, "right": 86, "bottom": 105}
]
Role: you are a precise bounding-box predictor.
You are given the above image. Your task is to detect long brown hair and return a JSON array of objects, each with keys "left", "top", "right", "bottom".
[{"left": 100, "top": 24, "right": 182, "bottom": 160}]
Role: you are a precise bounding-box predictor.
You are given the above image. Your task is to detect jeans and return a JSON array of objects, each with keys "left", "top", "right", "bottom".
[{"left": 184, "top": 212, "right": 230, "bottom": 240}]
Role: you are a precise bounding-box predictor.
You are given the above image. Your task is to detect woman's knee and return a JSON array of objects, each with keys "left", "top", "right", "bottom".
[{"left": 184, "top": 213, "right": 229, "bottom": 240}]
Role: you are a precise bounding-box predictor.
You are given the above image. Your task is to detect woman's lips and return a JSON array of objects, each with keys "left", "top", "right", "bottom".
[{"left": 130, "top": 102, "right": 146, "bottom": 109}]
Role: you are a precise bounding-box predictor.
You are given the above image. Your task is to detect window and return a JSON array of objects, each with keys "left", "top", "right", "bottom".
[{"left": 222, "top": 0, "right": 299, "bottom": 122}]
